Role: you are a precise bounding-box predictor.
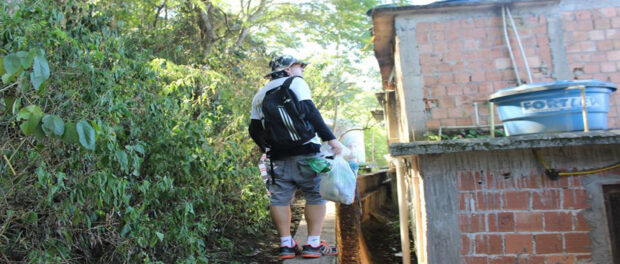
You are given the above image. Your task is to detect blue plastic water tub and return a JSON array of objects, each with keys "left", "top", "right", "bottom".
[{"left": 489, "top": 80, "right": 617, "bottom": 136}]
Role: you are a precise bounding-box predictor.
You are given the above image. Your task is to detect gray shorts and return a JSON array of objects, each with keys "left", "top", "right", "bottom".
[{"left": 267, "top": 154, "right": 326, "bottom": 206}]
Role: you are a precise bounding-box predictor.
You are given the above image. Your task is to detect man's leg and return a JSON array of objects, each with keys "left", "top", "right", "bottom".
[
  {"left": 271, "top": 205, "right": 292, "bottom": 237},
  {"left": 305, "top": 204, "right": 326, "bottom": 236}
]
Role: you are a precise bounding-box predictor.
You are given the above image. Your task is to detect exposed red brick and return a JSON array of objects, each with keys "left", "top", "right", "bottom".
[
  {"left": 535, "top": 234, "right": 563, "bottom": 254},
  {"left": 532, "top": 189, "right": 562, "bottom": 210},
  {"left": 464, "top": 256, "right": 488, "bottom": 264},
  {"left": 565, "top": 233, "right": 591, "bottom": 253},
  {"left": 431, "top": 22, "right": 445, "bottom": 31},
  {"left": 584, "top": 62, "right": 601, "bottom": 73},
  {"left": 594, "top": 19, "right": 612, "bottom": 30},
  {"left": 577, "top": 21, "right": 595, "bottom": 31},
  {"left": 545, "top": 212, "right": 573, "bottom": 231},
  {"left": 489, "top": 256, "right": 516, "bottom": 264},
  {"left": 459, "top": 192, "right": 470, "bottom": 211},
  {"left": 608, "top": 50, "right": 620, "bottom": 61},
  {"left": 459, "top": 213, "right": 485, "bottom": 233},
  {"left": 426, "top": 119, "right": 440, "bottom": 129},
  {"left": 576, "top": 10, "right": 593, "bottom": 21},
  {"left": 563, "top": 189, "right": 590, "bottom": 209},
  {"left": 525, "top": 256, "right": 547, "bottom": 264},
  {"left": 601, "top": 6, "right": 618, "bottom": 17},
  {"left": 562, "top": 12, "right": 575, "bottom": 21},
  {"left": 607, "top": 28, "right": 620, "bottom": 39},
  {"left": 516, "top": 212, "right": 543, "bottom": 232},
  {"left": 540, "top": 172, "right": 571, "bottom": 189},
  {"left": 546, "top": 255, "right": 575, "bottom": 264},
  {"left": 474, "top": 234, "right": 503, "bottom": 255},
  {"left": 613, "top": 17, "right": 620, "bottom": 28},
  {"left": 475, "top": 191, "right": 501, "bottom": 211},
  {"left": 514, "top": 172, "right": 541, "bottom": 189},
  {"left": 485, "top": 71, "right": 501, "bottom": 81},
  {"left": 458, "top": 171, "right": 475, "bottom": 191},
  {"left": 431, "top": 85, "right": 446, "bottom": 97},
  {"left": 432, "top": 107, "right": 448, "bottom": 119},
  {"left": 488, "top": 212, "right": 515, "bottom": 232},
  {"left": 601, "top": 62, "right": 617, "bottom": 72},
  {"left": 502, "top": 190, "right": 530, "bottom": 210},
  {"left": 505, "top": 234, "right": 532, "bottom": 254},
  {"left": 462, "top": 235, "right": 472, "bottom": 255}
]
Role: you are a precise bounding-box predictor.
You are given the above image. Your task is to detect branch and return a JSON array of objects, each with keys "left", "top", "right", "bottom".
[
  {"left": 153, "top": 0, "right": 167, "bottom": 28},
  {"left": 233, "top": 0, "right": 267, "bottom": 48}
]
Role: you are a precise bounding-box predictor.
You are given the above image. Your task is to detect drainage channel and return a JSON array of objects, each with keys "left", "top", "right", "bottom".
[{"left": 284, "top": 169, "right": 415, "bottom": 264}]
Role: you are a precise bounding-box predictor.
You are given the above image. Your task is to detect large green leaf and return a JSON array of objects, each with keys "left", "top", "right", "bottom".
[
  {"left": 76, "top": 120, "right": 96, "bottom": 150},
  {"left": 30, "top": 53, "right": 50, "bottom": 91},
  {"left": 62, "top": 122, "right": 78, "bottom": 144},
  {"left": 18, "top": 105, "right": 43, "bottom": 136},
  {"left": 17, "top": 105, "right": 43, "bottom": 121},
  {"left": 16, "top": 51, "right": 34, "bottom": 69},
  {"left": 2, "top": 53, "right": 22, "bottom": 78},
  {"left": 41, "top": 114, "right": 65, "bottom": 137}
]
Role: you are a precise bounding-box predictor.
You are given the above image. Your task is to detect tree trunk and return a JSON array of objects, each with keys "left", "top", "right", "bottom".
[{"left": 197, "top": 0, "right": 216, "bottom": 57}]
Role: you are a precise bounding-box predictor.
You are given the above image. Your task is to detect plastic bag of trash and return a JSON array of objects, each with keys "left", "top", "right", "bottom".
[
  {"left": 319, "top": 156, "right": 356, "bottom": 204},
  {"left": 307, "top": 157, "right": 331, "bottom": 173}
]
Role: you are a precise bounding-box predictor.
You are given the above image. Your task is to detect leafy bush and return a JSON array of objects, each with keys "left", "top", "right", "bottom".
[{"left": 1, "top": 1, "right": 270, "bottom": 262}]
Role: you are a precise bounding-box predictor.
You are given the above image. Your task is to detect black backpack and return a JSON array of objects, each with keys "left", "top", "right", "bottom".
[{"left": 261, "top": 76, "right": 316, "bottom": 150}]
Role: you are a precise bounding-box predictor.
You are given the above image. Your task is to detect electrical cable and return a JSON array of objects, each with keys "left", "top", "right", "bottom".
[{"left": 533, "top": 149, "right": 620, "bottom": 179}]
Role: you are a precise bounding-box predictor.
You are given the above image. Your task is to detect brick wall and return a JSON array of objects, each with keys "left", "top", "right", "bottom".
[
  {"left": 563, "top": 7, "right": 620, "bottom": 128},
  {"left": 416, "top": 6, "right": 620, "bottom": 130},
  {"left": 455, "top": 169, "right": 608, "bottom": 263}
]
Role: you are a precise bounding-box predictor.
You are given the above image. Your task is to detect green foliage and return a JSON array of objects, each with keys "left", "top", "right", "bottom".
[
  {"left": 0, "top": 1, "right": 269, "bottom": 262},
  {"left": 423, "top": 128, "right": 507, "bottom": 141},
  {"left": 0, "top": 0, "right": 383, "bottom": 262}
]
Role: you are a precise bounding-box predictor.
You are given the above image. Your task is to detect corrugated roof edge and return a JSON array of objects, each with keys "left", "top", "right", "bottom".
[{"left": 366, "top": 0, "right": 541, "bottom": 16}]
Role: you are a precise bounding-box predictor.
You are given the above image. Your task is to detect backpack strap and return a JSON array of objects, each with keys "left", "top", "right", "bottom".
[
  {"left": 278, "top": 76, "right": 305, "bottom": 118},
  {"left": 279, "top": 76, "right": 299, "bottom": 96}
]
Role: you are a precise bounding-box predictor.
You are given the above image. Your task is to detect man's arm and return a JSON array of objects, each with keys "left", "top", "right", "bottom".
[
  {"left": 299, "top": 100, "right": 342, "bottom": 155},
  {"left": 248, "top": 119, "right": 266, "bottom": 153}
]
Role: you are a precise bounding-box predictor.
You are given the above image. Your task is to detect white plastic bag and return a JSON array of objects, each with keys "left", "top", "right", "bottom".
[
  {"left": 319, "top": 156, "right": 356, "bottom": 205},
  {"left": 320, "top": 141, "right": 351, "bottom": 158}
]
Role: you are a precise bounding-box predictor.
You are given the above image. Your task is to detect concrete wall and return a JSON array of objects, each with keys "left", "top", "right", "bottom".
[
  {"left": 393, "top": 0, "right": 620, "bottom": 136},
  {"left": 412, "top": 144, "right": 620, "bottom": 263}
]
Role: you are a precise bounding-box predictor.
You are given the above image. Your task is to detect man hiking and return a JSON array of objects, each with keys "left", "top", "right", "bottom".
[{"left": 249, "top": 55, "right": 341, "bottom": 259}]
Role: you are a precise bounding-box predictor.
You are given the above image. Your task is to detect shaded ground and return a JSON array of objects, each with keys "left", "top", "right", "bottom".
[
  {"left": 362, "top": 206, "right": 417, "bottom": 264},
  {"left": 236, "top": 195, "right": 305, "bottom": 263}
]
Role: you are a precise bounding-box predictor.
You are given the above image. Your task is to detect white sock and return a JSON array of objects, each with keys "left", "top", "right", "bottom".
[
  {"left": 307, "top": 235, "right": 320, "bottom": 247},
  {"left": 280, "top": 236, "right": 294, "bottom": 247}
]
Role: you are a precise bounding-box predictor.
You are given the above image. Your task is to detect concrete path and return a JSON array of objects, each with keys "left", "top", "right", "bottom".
[{"left": 284, "top": 201, "right": 337, "bottom": 264}]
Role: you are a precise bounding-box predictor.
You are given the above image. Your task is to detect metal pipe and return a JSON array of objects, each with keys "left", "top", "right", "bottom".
[
  {"left": 394, "top": 158, "right": 411, "bottom": 264},
  {"left": 506, "top": 6, "right": 534, "bottom": 84},
  {"left": 502, "top": 6, "right": 522, "bottom": 85},
  {"left": 474, "top": 102, "right": 480, "bottom": 126},
  {"left": 490, "top": 102, "right": 496, "bottom": 138},
  {"left": 567, "top": 85, "right": 589, "bottom": 132}
]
